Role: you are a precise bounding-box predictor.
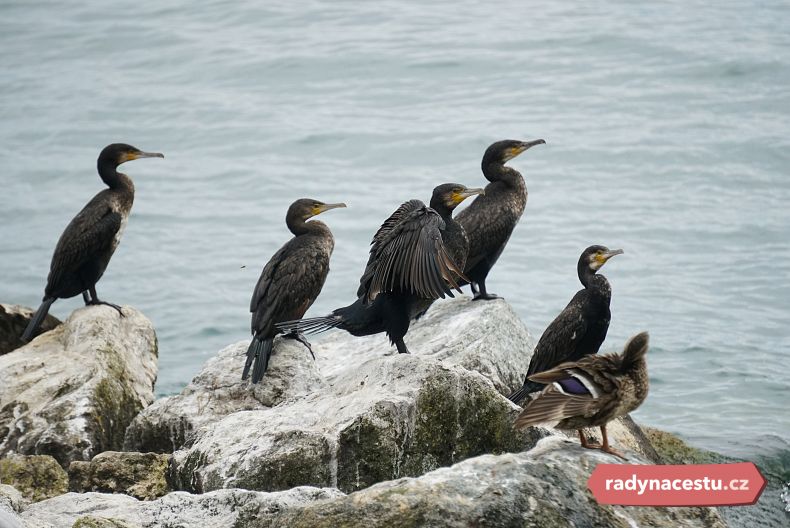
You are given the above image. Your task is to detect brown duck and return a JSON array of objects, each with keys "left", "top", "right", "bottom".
[{"left": 513, "top": 331, "right": 650, "bottom": 459}]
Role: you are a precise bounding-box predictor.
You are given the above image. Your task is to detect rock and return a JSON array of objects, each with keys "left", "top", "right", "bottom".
[
  {"left": 169, "top": 352, "right": 548, "bottom": 494},
  {"left": 315, "top": 297, "right": 535, "bottom": 393},
  {"left": 72, "top": 517, "right": 140, "bottom": 528},
  {"left": 68, "top": 451, "right": 170, "bottom": 501},
  {"left": 20, "top": 487, "right": 344, "bottom": 528},
  {"left": 0, "top": 484, "right": 26, "bottom": 513},
  {"left": 0, "top": 303, "right": 61, "bottom": 355},
  {"left": 273, "top": 436, "right": 726, "bottom": 528},
  {"left": 0, "top": 509, "right": 24, "bottom": 528},
  {"left": 123, "top": 338, "right": 325, "bottom": 453},
  {"left": 0, "top": 454, "right": 68, "bottom": 502},
  {"left": 0, "top": 305, "right": 158, "bottom": 467}
]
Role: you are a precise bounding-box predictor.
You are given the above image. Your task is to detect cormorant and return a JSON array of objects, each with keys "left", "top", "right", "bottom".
[
  {"left": 508, "top": 245, "right": 623, "bottom": 404},
  {"left": 456, "top": 138, "right": 545, "bottom": 300},
  {"left": 243, "top": 198, "right": 346, "bottom": 383},
  {"left": 514, "top": 331, "right": 650, "bottom": 459},
  {"left": 277, "top": 184, "right": 483, "bottom": 355},
  {"left": 21, "top": 143, "right": 163, "bottom": 342}
]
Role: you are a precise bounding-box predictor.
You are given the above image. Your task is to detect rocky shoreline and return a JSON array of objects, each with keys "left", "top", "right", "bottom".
[{"left": 0, "top": 300, "right": 785, "bottom": 527}]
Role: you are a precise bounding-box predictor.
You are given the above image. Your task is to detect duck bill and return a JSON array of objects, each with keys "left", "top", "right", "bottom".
[{"left": 316, "top": 202, "right": 347, "bottom": 214}]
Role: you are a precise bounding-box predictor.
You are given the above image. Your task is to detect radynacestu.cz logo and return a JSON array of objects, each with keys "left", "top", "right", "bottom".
[{"left": 588, "top": 462, "right": 766, "bottom": 506}]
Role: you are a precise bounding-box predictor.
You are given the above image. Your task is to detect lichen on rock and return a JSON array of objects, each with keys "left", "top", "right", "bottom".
[
  {"left": 0, "top": 454, "right": 68, "bottom": 502},
  {"left": 68, "top": 451, "right": 171, "bottom": 500},
  {"left": 0, "top": 305, "right": 158, "bottom": 467}
]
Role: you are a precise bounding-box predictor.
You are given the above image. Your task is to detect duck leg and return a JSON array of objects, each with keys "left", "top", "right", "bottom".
[
  {"left": 600, "top": 425, "right": 627, "bottom": 460},
  {"left": 578, "top": 429, "right": 601, "bottom": 450}
]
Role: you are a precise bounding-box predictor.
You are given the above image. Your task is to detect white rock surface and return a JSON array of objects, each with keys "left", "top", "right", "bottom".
[
  {"left": 124, "top": 338, "right": 326, "bottom": 453},
  {"left": 20, "top": 487, "right": 343, "bottom": 528},
  {"left": 315, "top": 297, "right": 535, "bottom": 393},
  {"left": 0, "top": 305, "right": 157, "bottom": 466}
]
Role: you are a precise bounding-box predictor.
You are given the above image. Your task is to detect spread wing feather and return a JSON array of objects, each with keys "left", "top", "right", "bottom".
[{"left": 357, "top": 200, "right": 465, "bottom": 303}]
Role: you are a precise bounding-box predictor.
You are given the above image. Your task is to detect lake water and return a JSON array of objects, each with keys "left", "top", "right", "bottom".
[{"left": 1, "top": 0, "right": 788, "bottom": 467}]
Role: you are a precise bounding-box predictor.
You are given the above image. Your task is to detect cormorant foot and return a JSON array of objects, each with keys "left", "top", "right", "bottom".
[
  {"left": 286, "top": 332, "right": 316, "bottom": 360},
  {"left": 472, "top": 293, "right": 502, "bottom": 301},
  {"left": 89, "top": 300, "right": 125, "bottom": 317}
]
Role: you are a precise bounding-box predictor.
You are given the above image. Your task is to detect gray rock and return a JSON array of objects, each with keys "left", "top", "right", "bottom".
[
  {"left": 68, "top": 451, "right": 171, "bottom": 501},
  {"left": 169, "top": 352, "right": 547, "bottom": 494},
  {"left": 20, "top": 487, "right": 343, "bottom": 528},
  {"left": 272, "top": 435, "right": 726, "bottom": 528},
  {"left": 123, "top": 338, "right": 325, "bottom": 453},
  {"left": 0, "top": 305, "right": 158, "bottom": 467},
  {"left": 314, "top": 297, "right": 535, "bottom": 394},
  {"left": 0, "top": 454, "right": 68, "bottom": 502},
  {"left": 0, "top": 484, "right": 26, "bottom": 528},
  {"left": 0, "top": 303, "right": 61, "bottom": 356}
]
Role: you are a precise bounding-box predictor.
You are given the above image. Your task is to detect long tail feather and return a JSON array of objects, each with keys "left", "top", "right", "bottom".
[
  {"left": 21, "top": 297, "right": 55, "bottom": 342},
  {"left": 507, "top": 380, "right": 545, "bottom": 404},
  {"left": 242, "top": 337, "right": 260, "bottom": 380},
  {"left": 276, "top": 315, "right": 342, "bottom": 336},
  {"left": 251, "top": 338, "right": 273, "bottom": 384}
]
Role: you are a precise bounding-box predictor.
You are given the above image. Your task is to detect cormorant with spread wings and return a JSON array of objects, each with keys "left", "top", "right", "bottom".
[{"left": 277, "top": 183, "right": 482, "bottom": 355}]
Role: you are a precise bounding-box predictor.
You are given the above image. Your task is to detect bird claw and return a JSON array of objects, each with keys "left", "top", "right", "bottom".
[
  {"left": 472, "top": 293, "right": 502, "bottom": 301},
  {"left": 286, "top": 332, "right": 316, "bottom": 360},
  {"left": 89, "top": 300, "right": 125, "bottom": 317}
]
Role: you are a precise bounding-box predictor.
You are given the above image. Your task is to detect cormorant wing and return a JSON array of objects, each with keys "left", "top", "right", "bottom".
[
  {"left": 250, "top": 240, "right": 330, "bottom": 335},
  {"left": 458, "top": 199, "right": 519, "bottom": 272},
  {"left": 46, "top": 202, "right": 122, "bottom": 293},
  {"left": 525, "top": 298, "right": 589, "bottom": 378},
  {"left": 357, "top": 199, "right": 464, "bottom": 303}
]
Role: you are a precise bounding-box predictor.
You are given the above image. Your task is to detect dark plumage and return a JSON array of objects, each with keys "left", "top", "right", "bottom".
[
  {"left": 243, "top": 199, "right": 346, "bottom": 384},
  {"left": 513, "top": 331, "right": 651, "bottom": 459},
  {"left": 456, "top": 138, "right": 545, "bottom": 300},
  {"left": 277, "top": 183, "right": 482, "bottom": 355},
  {"left": 509, "top": 245, "right": 623, "bottom": 404},
  {"left": 21, "top": 144, "right": 163, "bottom": 342}
]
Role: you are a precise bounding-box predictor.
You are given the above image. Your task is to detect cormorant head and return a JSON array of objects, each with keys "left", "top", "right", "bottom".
[
  {"left": 482, "top": 139, "right": 545, "bottom": 166},
  {"left": 581, "top": 245, "right": 623, "bottom": 273},
  {"left": 98, "top": 143, "right": 164, "bottom": 167},
  {"left": 431, "top": 183, "right": 485, "bottom": 212},
  {"left": 288, "top": 198, "right": 347, "bottom": 222}
]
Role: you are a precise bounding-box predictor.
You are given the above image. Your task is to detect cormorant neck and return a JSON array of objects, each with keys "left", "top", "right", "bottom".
[
  {"left": 578, "top": 266, "right": 610, "bottom": 296},
  {"left": 481, "top": 160, "right": 523, "bottom": 187},
  {"left": 97, "top": 159, "right": 133, "bottom": 191},
  {"left": 288, "top": 217, "right": 328, "bottom": 237},
  {"left": 429, "top": 200, "right": 454, "bottom": 221}
]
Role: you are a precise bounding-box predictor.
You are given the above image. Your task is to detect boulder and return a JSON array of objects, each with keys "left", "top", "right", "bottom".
[
  {"left": 0, "top": 484, "right": 26, "bottom": 528},
  {"left": 272, "top": 435, "right": 726, "bottom": 528},
  {"left": 20, "top": 487, "right": 343, "bottom": 528},
  {"left": 0, "top": 454, "right": 68, "bottom": 502},
  {"left": 0, "top": 305, "right": 158, "bottom": 467},
  {"left": 68, "top": 451, "right": 171, "bottom": 500},
  {"left": 0, "top": 303, "right": 60, "bottom": 355},
  {"left": 123, "top": 338, "right": 324, "bottom": 453},
  {"left": 169, "top": 353, "right": 548, "bottom": 493}
]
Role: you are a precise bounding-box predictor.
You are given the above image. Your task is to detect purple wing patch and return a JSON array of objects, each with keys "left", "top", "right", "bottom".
[{"left": 557, "top": 377, "right": 590, "bottom": 395}]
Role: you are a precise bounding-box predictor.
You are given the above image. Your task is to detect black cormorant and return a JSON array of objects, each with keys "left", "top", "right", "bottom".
[
  {"left": 456, "top": 138, "right": 545, "bottom": 300},
  {"left": 21, "top": 143, "right": 163, "bottom": 342},
  {"left": 514, "top": 332, "right": 650, "bottom": 459},
  {"left": 508, "top": 245, "right": 623, "bottom": 404},
  {"left": 277, "top": 183, "right": 483, "bottom": 355},
  {"left": 243, "top": 198, "right": 346, "bottom": 383}
]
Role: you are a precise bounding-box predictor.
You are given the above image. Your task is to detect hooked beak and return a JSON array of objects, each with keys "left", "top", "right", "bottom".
[
  {"left": 603, "top": 248, "right": 624, "bottom": 260},
  {"left": 125, "top": 151, "right": 165, "bottom": 163},
  {"left": 520, "top": 139, "right": 546, "bottom": 152},
  {"left": 460, "top": 187, "right": 485, "bottom": 199},
  {"left": 315, "top": 202, "right": 347, "bottom": 215}
]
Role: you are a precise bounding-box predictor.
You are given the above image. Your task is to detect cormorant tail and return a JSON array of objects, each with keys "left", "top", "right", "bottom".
[
  {"left": 21, "top": 297, "right": 56, "bottom": 343},
  {"left": 276, "top": 315, "right": 343, "bottom": 336},
  {"left": 243, "top": 336, "right": 274, "bottom": 384},
  {"left": 507, "top": 380, "right": 545, "bottom": 405}
]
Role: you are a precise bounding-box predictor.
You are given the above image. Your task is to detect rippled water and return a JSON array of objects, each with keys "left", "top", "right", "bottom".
[{"left": 1, "top": 0, "right": 788, "bottom": 462}]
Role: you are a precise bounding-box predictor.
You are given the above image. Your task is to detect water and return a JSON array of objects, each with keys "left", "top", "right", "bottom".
[{"left": 1, "top": 1, "right": 788, "bottom": 467}]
